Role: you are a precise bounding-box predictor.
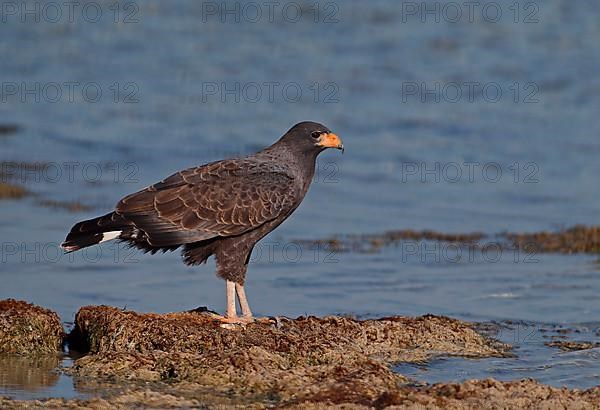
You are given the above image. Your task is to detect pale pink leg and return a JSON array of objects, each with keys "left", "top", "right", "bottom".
[
  {"left": 235, "top": 283, "right": 253, "bottom": 319},
  {"left": 226, "top": 280, "right": 237, "bottom": 319},
  {"left": 215, "top": 280, "right": 253, "bottom": 325}
]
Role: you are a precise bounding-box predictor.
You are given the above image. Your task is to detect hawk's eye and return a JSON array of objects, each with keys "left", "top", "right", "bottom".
[{"left": 311, "top": 131, "right": 322, "bottom": 139}]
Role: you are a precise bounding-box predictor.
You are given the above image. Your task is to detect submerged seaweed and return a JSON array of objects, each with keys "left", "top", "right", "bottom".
[{"left": 294, "top": 226, "right": 600, "bottom": 254}]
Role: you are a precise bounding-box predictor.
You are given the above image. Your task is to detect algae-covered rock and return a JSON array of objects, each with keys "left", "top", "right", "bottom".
[
  {"left": 68, "top": 306, "right": 509, "bottom": 404},
  {"left": 0, "top": 390, "right": 203, "bottom": 409},
  {"left": 545, "top": 340, "right": 600, "bottom": 351},
  {"left": 504, "top": 225, "right": 600, "bottom": 254},
  {"left": 297, "top": 225, "right": 600, "bottom": 254},
  {"left": 376, "top": 379, "right": 600, "bottom": 409},
  {"left": 2, "top": 303, "right": 598, "bottom": 408},
  {"left": 2, "top": 379, "right": 599, "bottom": 409},
  {"left": 0, "top": 299, "right": 64, "bottom": 354}
]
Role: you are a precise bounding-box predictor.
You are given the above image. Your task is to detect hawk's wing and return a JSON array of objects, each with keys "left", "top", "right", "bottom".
[{"left": 115, "top": 160, "right": 298, "bottom": 247}]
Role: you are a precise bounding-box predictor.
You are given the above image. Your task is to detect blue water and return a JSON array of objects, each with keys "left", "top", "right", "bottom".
[
  {"left": 1, "top": 0, "right": 599, "bottom": 399},
  {"left": 396, "top": 321, "right": 600, "bottom": 389}
]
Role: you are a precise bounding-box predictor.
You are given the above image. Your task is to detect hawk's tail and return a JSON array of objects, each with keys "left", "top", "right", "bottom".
[{"left": 61, "top": 212, "right": 131, "bottom": 252}]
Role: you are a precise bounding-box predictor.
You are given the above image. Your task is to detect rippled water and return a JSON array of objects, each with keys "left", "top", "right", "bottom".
[
  {"left": 1, "top": 0, "right": 599, "bottom": 400},
  {"left": 397, "top": 321, "right": 600, "bottom": 389}
]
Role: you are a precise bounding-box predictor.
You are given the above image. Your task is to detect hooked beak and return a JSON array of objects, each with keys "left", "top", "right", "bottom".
[{"left": 317, "top": 133, "right": 344, "bottom": 153}]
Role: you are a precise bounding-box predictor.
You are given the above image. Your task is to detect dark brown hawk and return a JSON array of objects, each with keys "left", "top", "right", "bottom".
[{"left": 61, "top": 122, "right": 343, "bottom": 323}]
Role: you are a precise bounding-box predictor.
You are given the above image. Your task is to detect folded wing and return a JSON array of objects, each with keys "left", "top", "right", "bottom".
[{"left": 115, "top": 160, "right": 298, "bottom": 247}]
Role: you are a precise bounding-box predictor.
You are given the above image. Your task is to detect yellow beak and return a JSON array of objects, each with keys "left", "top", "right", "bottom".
[{"left": 317, "top": 133, "right": 344, "bottom": 151}]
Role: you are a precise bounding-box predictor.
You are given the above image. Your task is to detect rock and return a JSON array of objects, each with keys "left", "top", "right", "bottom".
[
  {"left": 67, "top": 306, "right": 509, "bottom": 405},
  {"left": 381, "top": 379, "right": 600, "bottom": 409},
  {"left": 2, "top": 378, "right": 599, "bottom": 409},
  {"left": 504, "top": 225, "right": 600, "bottom": 254},
  {"left": 1, "top": 303, "right": 599, "bottom": 408},
  {"left": 0, "top": 390, "right": 203, "bottom": 409},
  {"left": 0, "top": 299, "right": 64, "bottom": 354},
  {"left": 545, "top": 341, "right": 600, "bottom": 351}
]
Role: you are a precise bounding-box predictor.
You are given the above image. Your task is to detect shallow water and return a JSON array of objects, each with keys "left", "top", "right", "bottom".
[
  {"left": 0, "top": 356, "right": 81, "bottom": 400},
  {"left": 1, "top": 0, "right": 599, "bottom": 400},
  {"left": 397, "top": 321, "right": 600, "bottom": 389}
]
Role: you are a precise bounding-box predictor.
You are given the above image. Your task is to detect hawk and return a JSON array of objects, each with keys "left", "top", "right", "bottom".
[{"left": 62, "top": 122, "right": 343, "bottom": 323}]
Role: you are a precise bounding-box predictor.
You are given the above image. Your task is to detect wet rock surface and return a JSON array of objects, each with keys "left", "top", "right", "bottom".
[
  {"left": 0, "top": 300, "right": 64, "bottom": 355},
  {"left": 0, "top": 390, "right": 204, "bottom": 409},
  {"left": 2, "top": 379, "right": 600, "bottom": 409},
  {"left": 370, "top": 379, "right": 600, "bottom": 409},
  {"left": 545, "top": 341, "right": 600, "bottom": 351},
  {"left": 503, "top": 225, "right": 600, "bottom": 254},
  {"left": 293, "top": 230, "right": 485, "bottom": 253}
]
